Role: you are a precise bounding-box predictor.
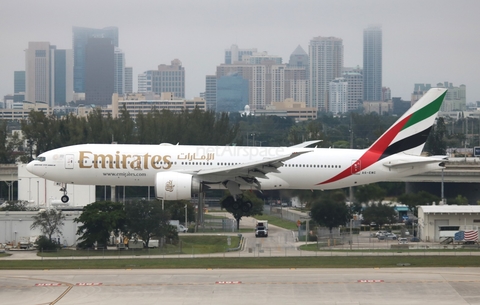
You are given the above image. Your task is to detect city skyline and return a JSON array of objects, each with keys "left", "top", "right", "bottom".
[{"left": 0, "top": 0, "right": 479, "bottom": 104}]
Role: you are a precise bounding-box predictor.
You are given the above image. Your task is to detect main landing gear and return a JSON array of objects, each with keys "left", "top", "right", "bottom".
[{"left": 60, "top": 184, "right": 69, "bottom": 203}]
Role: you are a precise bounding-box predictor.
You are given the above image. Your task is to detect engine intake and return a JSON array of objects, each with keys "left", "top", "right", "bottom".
[{"left": 155, "top": 172, "right": 200, "bottom": 200}]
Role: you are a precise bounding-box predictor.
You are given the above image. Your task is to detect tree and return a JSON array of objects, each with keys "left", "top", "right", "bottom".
[
  {"left": 310, "top": 190, "right": 350, "bottom": 234},
  {"left": 125, "top": 199, "right": 172, "bottom": 247},
  {"left": 221, "top": 191, "right": 264, "bottom": 230},
  {"left": 164, "top": 200, "right": 195, "bottom": 224},
  {"left": 354, "top": 184, "right": 386, "bottom": 205},
  {"left": 397, "top": 191, "right": 440, "bottom": 215},
  {"left": 30, "top": 209, "right": 66, "bottom": 242},
  {"left": 362, "top": 203, "right": 397, "bottom": 228},
  {"left": 449, "top": 194, "right": 468, "bottom": 205},
  {"left": 75, "top": 201, "right": 127, "bottom": 248}
]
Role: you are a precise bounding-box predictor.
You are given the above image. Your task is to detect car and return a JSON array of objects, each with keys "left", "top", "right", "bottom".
[
  {"left": 375, "top": 230, "right": 388, "bottom": 237},
  {"left": 398, "top": 238, "right": 408, "bottom": 244},
  {"left": 410, "top": 237, "right": 420, "bottom": 242},
  {"left": 385, "top": 233, "right": 397, "bottom": 240}
]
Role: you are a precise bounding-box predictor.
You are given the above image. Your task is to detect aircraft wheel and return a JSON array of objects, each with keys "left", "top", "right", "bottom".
[
  {"left": 241, "top": 201, "right": 252, "bottom": 212},
  {"left": 61, "top": 195, "right": 69, "bottom": 203}
]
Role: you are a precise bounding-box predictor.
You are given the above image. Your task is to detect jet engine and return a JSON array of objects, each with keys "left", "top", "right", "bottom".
[{"left": 154, "top": 172, "right": 200, "bottom": 200}]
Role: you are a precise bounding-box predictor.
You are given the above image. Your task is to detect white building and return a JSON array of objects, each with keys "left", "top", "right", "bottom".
[
  {"left": 418, "top": 205, "right": 480, "bottom": 242},
  {"left": 329, "top": 78, "right": 348, "bottom": 113}
]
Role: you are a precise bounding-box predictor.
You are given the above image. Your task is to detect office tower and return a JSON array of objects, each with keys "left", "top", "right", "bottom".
[
  {"left": 288, "top": 45, "right": 309, "bottom": 68},
  {"left": 224, "top": 45, "right": 257, "bottom": 64},
  {"left": 343, "top": 68, "right": 363, "bottom": 111},
  {"left": 363, "top": 25, "right": 382, "bottom": 101},
  {"left": 286, "top": 45, "right": 309, "bottom": 104},
  {"left": 309, "top": 36, "right": 344, "bottom": 111},
  {"left": 216, "top": 73, "right": 249, "bottom": 113},
  {"left": 14, "top": 71, "right": 26, "bottom": 102},
  {"left": 84, "top": 38, "right": 114, "bottom": 105},
  {"left": 73, "top": 26, "right": 118, "bottom": 93},
  {"left": 138, "top": 59, "right": 185, "bottom": 98},
  {"left": 124, "top": 67, "right": 133, "bottom": 94},
  {"left": 114, "top": 48, "right": 125, "bottom": 95},
  {"left": 205, "top": 75, "right": 217, "bottom": 110},
  {"left": 52, "top": 48, "right": 74, "bottom": 106},
  {"left": 329, "top": 78, "right": 348, "bottom": 114},
  {"left": 25, "top": 42, "right": 52, "bottom": 104},
  {"left": 25, "top": 42, "right": 73, "bottom": 106}
]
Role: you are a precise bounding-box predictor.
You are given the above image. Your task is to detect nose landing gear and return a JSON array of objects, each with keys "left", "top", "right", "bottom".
[{"left": 60, "top": 184, "right": 69, "bottom": 203}]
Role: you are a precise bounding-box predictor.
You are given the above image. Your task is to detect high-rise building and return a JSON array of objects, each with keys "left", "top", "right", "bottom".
[
  {"left": 329, "top": 78, "right": 348, "bottom": 114},
  {"left": 412, "top": 82, "right": 466, "bottom": 111},
  {"left": 205, "top": 75, "right": 217, "bottom": 110},
  {"left": 216, "top": 73, "right": 249, "bottom": 113},
  {"left": 114, "top": 48, "right": 125, "bottom": 95},
  {"left": 14, "top": 71, "right": 26, "bottom": 103},
  {"left": 25, "top": 42, "right": 73, "bottom": 106},
  {"left": 138, "top": 59, "right": 185, "bottom": 99},
  {"left": 363, "top": 25, "right": 382, "bottom": 102},
  {"left": 309, "top": 36, "right": 344, "bottom": 111},
  {"left": 72, "top": 26, "right": 118, "bottom": 93},
  {"left": 286, "top": 45, "right": 309, "bottom": 104},
  {"left": 52, "top": 48, "right": 74, "bottom": 106},
  {"left": 343, "top": 68, "right": 363, "bottom": 112},
  {"left": 224, "top": 45, "right": 257, "bottom": 64},
  {"left": 84, "top": 38, "right": 114, "bottom": 105},
  {"left": 124, "top": 67, "right": 133, "bottom": 94}
]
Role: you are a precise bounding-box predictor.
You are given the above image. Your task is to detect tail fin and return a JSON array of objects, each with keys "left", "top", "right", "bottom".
[{"left": 367, "top": 88, "right": 447, "bottom": 158}]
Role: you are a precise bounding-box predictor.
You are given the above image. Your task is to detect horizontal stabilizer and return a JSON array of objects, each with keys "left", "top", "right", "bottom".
[{"left": 383, "top": 156, "right": 447, "bottom": 169}]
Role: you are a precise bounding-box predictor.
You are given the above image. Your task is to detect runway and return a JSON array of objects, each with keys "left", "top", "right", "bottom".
[{"left": 1, "top": 268, "right": 480, "bottom": 304}]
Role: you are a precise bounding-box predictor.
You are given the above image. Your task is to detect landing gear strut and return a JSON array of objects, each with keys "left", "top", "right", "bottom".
[{"left": 60, "top": 184, "right": 69, "bottom": 203}]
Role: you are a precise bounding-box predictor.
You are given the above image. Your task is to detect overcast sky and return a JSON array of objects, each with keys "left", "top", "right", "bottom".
[{"left": 1, "top": 0, "right": 479, "bottom": 103}]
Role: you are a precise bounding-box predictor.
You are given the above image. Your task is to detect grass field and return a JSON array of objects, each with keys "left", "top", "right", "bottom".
[
  {"left": 2, "top": 256, "right": 480, "bottom": 270},
  {"left": 37, "top": 235, "right": 241, "bottom": 257},
  {"left": 252, "top": 215, "right": 298, "bottom": 230}
]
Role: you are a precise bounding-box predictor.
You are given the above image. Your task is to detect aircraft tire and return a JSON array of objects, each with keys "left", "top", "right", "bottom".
[
  {"left": 241, "top": 201, "right": 252, "bottom": 212},
  {"left": 61, "top": 195, "right": 69, "bottom": 203}
]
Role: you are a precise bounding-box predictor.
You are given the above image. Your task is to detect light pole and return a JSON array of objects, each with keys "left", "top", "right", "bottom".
[{"left": 184, "top": 204, "right": 188, "bottom": 226}]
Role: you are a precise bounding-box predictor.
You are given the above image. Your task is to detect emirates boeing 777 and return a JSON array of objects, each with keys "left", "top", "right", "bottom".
[{"left": 27, "top": 88, "right": 447, "bottom": 211}]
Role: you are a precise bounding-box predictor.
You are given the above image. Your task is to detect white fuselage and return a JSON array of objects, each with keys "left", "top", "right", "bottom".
[{"left": 26, "top": 143, "right": 441, "bottom": 191}]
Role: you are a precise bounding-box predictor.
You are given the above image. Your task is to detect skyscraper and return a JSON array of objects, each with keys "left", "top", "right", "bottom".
[
  {"left": 329, "top": 78, "right": 348, "bottom": 114},
  {"left": 14, "top": 71, "right": 26, "bottom": 102},
  {"left": 72, "top": 26, "right": 118, "bottom": 93},
  {"left": 25, "top": 42, "right": 73, "bottom": 106},
  {"left": 138, "top": 59, "right": 185, "bottom": 98},
  {"left": 124, "top": 67, "right": 133, "bottom": 94},
  {"left": 84, "top": 38, "right": 114, "bottom": 105},
  {"left": 309, "top": 36, "right": 344, "bottom": 111},
  {"left": 205, "top": 75, "right": 217, "bottom": 110},
  {"left": 363, "top": 25, "right": 382, "bottom": 101},
  {"left": 224, "top": 45, "right": 257, "bottom": 64},
  {"left": 114, "top": 48, "right": 125, "bottom": 95}
]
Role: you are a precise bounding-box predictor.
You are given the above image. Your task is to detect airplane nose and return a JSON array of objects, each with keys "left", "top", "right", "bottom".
[{"left": 26, "top": 161, "right": 34, "bottom": 173}]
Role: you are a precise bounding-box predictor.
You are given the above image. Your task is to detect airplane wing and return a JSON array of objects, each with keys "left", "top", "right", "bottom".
[
  {"left": 196, "top": 151, "right": 311, "bottom": 194},
  {"left": 383, "top": 156, "right": 447, "bottom": 169},
  {"left": 289, "top": 140, "right": 322, "bottom": 148}
]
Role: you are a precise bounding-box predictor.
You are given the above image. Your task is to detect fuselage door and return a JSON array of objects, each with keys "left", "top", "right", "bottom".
[
  {"left": 65, "top": 154, "right": 74, "bottom": 169},
  {"left": 351, "top": 159, "right": 361, "bottom": 175}
]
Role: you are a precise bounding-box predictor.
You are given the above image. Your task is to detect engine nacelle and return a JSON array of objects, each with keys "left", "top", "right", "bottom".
[{"left": 155, "top": 172, "right": 200, "bottom": 200}]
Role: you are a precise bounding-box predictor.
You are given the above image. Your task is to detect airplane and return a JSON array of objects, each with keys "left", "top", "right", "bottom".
[{"left": 26, "top": 88, "right": 447, "bottom": 212}]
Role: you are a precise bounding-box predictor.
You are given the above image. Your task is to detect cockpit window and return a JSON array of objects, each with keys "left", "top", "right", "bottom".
[{"left": 35, "top": 156, "right": 46, "bottom": 162}]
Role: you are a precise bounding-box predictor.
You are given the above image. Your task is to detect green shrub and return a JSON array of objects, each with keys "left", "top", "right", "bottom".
[{"left": 35, "top": 235, "right": 60, "bottom": 251}]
